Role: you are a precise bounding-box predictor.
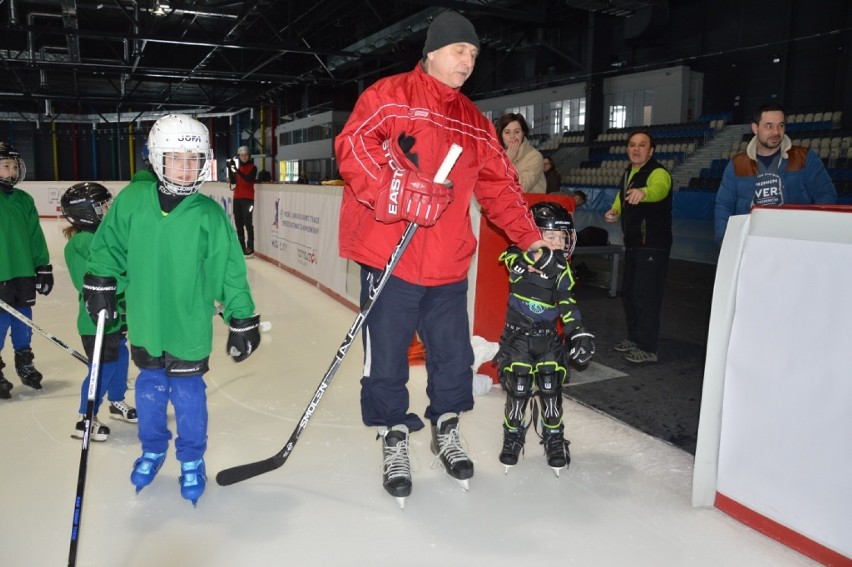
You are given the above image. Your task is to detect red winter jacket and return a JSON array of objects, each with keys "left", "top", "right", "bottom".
[
  {"left": 232, "top": 160, "right": 257, "bottom": 200},
  {"left": 335, "top": 63, "right": 540, "bottom": 287}
]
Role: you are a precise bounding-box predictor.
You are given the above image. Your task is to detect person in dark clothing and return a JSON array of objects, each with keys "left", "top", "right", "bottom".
[
  {"left": 604, "top": 130, "right": 672, "bottom": 364},
  {"left": 228, "top": 145, "right": 258, "bottom": 258},
  {"left": 494, "top": 202, "right": 594, "bottom": 477},
  {"left": 543, "top": 156, "right": 562, "bottom": 194}
]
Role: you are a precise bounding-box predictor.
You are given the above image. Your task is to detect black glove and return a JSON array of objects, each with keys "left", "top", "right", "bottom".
[
  {"left": 568, "top": 326, "right": 596, "bottom": 365},
  {"left": 35, "top": 265, "right": 54, "bottom": 296},
  {"left": 502, "top": 249, "right": 529, "bottom": 276},
  {"left": 529, "top": 248, "right": 567, "bottom": 279},
  {"left": 227, "top": 314, "right": 261, "bottom": 362},
  {"left": 82, "top": 274, "right": 118, "bottom": 324}
]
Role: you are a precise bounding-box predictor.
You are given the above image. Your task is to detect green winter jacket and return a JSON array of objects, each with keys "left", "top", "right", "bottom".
[
  {"left": 0, "top": 188, "right": 49, "bottom": 281},
  {"left": 87, "top": 181, "right": 255, "bottom": 361},
  {"left": 65, "top": 230, "right": 125, "bottom": 336}
]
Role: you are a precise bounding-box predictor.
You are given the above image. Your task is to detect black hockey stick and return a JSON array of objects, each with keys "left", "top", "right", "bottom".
[
  {"left": 216, "top": 143, "right": 463, "bottom": 486},
  {"left": 0, "top": 298, "right": 89, "bottom": 365},
  {"left": 68, "top": 309, "right": 106, "bottom": 567}
]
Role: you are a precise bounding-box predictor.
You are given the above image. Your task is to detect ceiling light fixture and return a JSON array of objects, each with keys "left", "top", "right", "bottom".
[{"left": 152, "top": 2, "right": 169, "bottom": 17}]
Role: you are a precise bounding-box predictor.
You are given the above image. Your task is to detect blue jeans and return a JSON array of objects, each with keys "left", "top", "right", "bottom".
[{"left": 359, "top": 267, "right": 474, "bottom": 431}]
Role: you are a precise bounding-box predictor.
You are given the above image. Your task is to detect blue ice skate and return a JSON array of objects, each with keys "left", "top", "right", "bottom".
[
  {"left": 131, "top": 452, "right": 166, "bottom": 493},
  {"left": 179, "top": 458, "right": 207, "bottom": 507}
]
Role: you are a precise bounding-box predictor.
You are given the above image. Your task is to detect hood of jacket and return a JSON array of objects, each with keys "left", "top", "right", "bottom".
[{"left": 746, "top": 134, "right": 792, "bottom": 161}]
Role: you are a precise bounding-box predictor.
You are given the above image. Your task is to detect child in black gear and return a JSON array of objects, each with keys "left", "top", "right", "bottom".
[{"left": 494, "top": 201, "right": 596, "bottom": 476}]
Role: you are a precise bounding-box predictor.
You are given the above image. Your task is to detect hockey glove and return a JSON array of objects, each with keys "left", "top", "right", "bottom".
[
  {"left": 568, "top": 326, "right": 596, "bottom": 365},
  {"left": 374, "top": 140, "right": 453, "bottom": 227},
  {"left": 502, "top": 248, "right": 529, "bottom": 276},
  {"left": 227, "top": 314, "right": 261, "bottom": 362},
  {"left": 35, "top": 265, "right": 54, "bottom": 296},
  {"left": 82, "top": 274, "right": 118, "bottom": 324},
  {"left": 527, "top": 248, "right": 567, "bottom": 279}
]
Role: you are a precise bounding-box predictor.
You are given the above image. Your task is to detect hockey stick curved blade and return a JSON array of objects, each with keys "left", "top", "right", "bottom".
[{"left": 215, "top": 455, "right": 285, "bottom": 486}]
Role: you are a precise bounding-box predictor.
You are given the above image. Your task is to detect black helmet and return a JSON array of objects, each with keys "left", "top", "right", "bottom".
[
  {"left": 60, "top": 182, "right": 113, "bottom": 231},
  {"left": 531, "top": 201, "right": 573, "bottom": 231},
  {"left": 0, "top": 141, "right": 26, "bottom": 188},
  {"left": 530, "top": 201, "right": 576, "bottom": 256}
]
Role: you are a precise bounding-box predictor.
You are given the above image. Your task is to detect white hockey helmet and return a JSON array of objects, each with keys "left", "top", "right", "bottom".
[
  {"left": 147, "top": 114, "right": 213, "bottom": 195},
  {"left": 0, "top": 141, "right": 26, "bottom": 188}
]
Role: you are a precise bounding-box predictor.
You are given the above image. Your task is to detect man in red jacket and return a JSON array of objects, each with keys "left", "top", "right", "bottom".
[
  {"left": 228, "top": 145, "right": 257, "bottom": 258},
  {"left": 335, "top": 10, "right": 550, "bottom": 507}
]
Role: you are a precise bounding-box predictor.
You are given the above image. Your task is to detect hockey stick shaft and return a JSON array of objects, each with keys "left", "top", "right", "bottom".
[
  {"left": 216, "top": 143, "right": 463, "bottom": 486},
  {"left": 0, "top": 298, "right": 89, "bottom": 365},
  {"left": 68, "top": 310, "right": 106, "bottom": 567}
]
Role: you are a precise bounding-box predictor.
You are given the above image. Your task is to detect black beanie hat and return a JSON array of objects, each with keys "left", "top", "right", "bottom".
[{"left": 422, "top": 11, "right": 480, "bottom": 56}]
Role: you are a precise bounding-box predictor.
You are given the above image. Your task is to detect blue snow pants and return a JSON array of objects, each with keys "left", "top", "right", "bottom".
[
  {"left": 0, "top": 306, "right": 34, "bottom": 352},
  {"left": 77, "top": 336, "right": 130, "bottom": 414},
  {"left": 135, "top": 368, "right": 208, "bottom": 462}
]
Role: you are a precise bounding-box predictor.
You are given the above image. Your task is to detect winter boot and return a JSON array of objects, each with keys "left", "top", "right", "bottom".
[
  {"left": 72, "top": 415, "right": 111, "bottom": 442},
  {"left": 499, "top": 424, "right": 528, "bottom": 473},
  {"left": 541, "top": 427, "right": 571, "bottom": 477},
  {"left": 0, "top": 356, "right": 12, "bottom": 399},
  {"left": 109, "top": 400, "right": 138, "bottom": 423},
  {"left": 131, "top": 451, "right": 166, "bottom": 493},
  {"left": 179, "top": 458, "right": 207, "bottom": 507},
  {"left": 430, "top": 412, "right": 474, "bottom": 490},
  {"left": 378, "top": 424, "right": 412, "bottom": 509},
  {"left": 14, "top": 348, "right": 42, "bottom": 390}
]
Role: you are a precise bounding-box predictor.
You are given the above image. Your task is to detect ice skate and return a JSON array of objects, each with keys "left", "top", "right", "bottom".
[
  {"left": 109, "top": 400, "right": 138, "bottom": 423},
  {"left": 179, "top": 458, "right": 207, "bottom": 507},
  {"left": 378, "top": 424, "right": 412, "bottom": 509},
  {"left": 499, "top": 425, "right": 527, "bottom": 474},
  {"left": 430, "top": 413, "right": 474, "bottom": 490},
  {"left": 71, "top": 415, "right": 110, "bottom": 442},
  {"left": 541, "top": 428, "right": 571, "bottom": 477},
  {"left": 14, "top": 348, "right": 42, "bottom": 390},
  {"left": 131, "top": 451, "right": 166, "bottom": 493},
  {"left": 0, "top": 357, "right": 12, "bottom": 399}
]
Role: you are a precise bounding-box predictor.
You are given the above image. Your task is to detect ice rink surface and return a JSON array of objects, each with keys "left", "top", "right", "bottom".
[{"left": 0, "top": 219, "right": 816, "bottom": 566}]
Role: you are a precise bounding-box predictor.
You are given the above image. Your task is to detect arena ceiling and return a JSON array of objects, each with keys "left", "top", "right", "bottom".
[{"left": 0, "top": 0, "right": 654, "bottom": 122}]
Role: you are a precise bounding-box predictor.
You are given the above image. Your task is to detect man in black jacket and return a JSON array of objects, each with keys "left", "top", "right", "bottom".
[{"left": 604, "top": 130, "right": 672, "bottom": 363}]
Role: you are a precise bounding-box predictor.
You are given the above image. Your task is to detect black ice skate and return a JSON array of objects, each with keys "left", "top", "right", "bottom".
[
  {"left": 71, "top": 416, "right": 111, "bottom": 442},
  {"left": 109, "top": 400, "right": 138, "bottom": 423},
  {"left": 499, "top": 424, "right": 528, "bottom": 474},
  {"left": 430, "top": 412, "right": 474, "bottom": 490},
  {"left": 541, "top": 427, "right": 571, "bottom": 477},
  {"left": 0, "top": 356, "right": 12, "bottom": 399},
  {"left": 14, "top": 348, "right": 43, "bottom": 390},
  {"left": 378, "top": 424, "right": 412, "bottom": 509}
]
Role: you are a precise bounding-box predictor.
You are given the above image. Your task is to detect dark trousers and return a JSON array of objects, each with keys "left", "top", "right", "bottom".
[
  {"left": 622, "top": 247, "right": 670, "bottom": 353},
  {"left": 358, "top": 266, "right": 474, "bottom": 432},
  {"left": 233, "top": 199, "right": 254, "bottom": 251}
]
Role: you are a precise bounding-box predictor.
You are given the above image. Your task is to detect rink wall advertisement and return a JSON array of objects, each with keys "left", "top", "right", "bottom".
[{"left": 24, "top": 180, "right": 350, "bottom": 303}]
